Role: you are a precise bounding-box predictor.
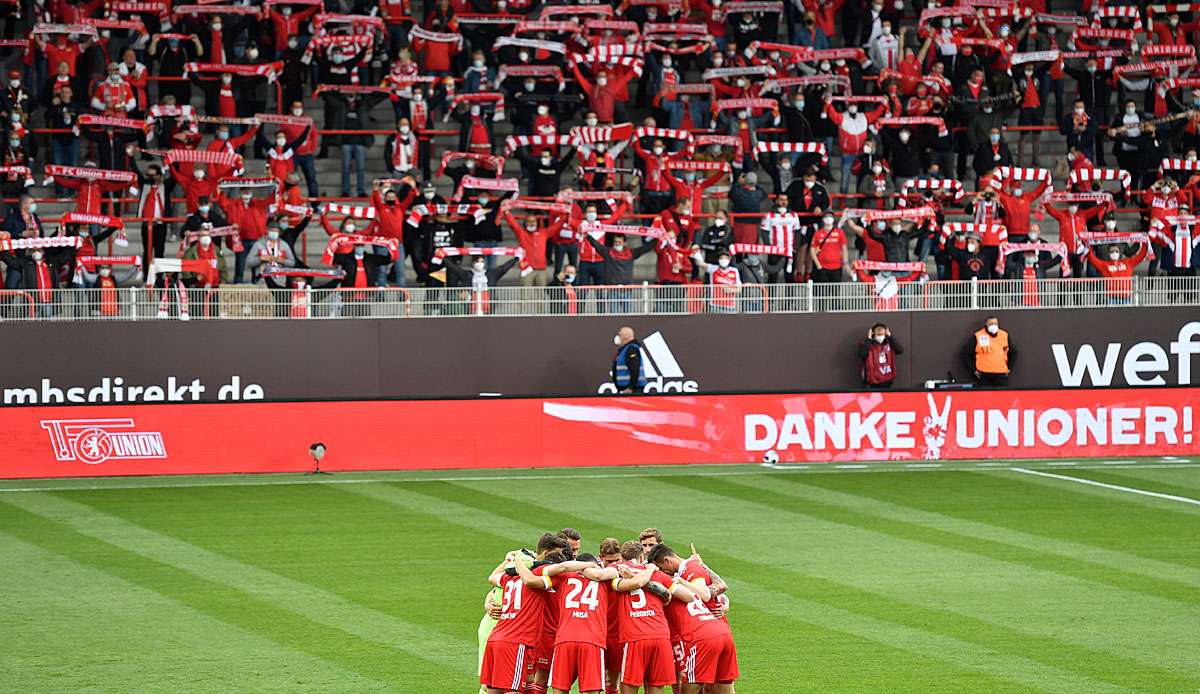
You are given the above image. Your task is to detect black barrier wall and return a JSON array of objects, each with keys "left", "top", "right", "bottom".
[{"left": 3, "top": 308, "right": 1198, "bottom": 403}]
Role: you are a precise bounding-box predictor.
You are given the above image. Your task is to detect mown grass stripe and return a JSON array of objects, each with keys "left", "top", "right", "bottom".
[
  {"left": 1052, "top": 469, "right": 1200, "bottom": 505},
  {"left": 62, "top": 483, "right": 492, "bottom": 660},
  {"left": 0, "top": 507, "right": 401, "bottom": 691},
  {"left": 357, "top": 480, "right": 1131, "bottom": 694},
  {"left": 651, "top": 475, "right": 1199, "bottom": 687},
  {"left": 737, "top": 473, "right": 1200, "bottom": 590},
  {"left": 1, "top": 491, "right": 475, "bottom": 679},
  {"left": 1099, "top": 466, "right": 1200, "bottom": 493},
  {"left": 726, "top": 474, "right": 1200, "bottom": 600},
  {"left": 1001, "top": 468, "right": 1200, "bottom": 516}
]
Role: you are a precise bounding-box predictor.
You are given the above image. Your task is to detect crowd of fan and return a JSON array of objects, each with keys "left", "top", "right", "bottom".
[{"left": 1, "top": 0, "right": 1199, "bottom": 318}]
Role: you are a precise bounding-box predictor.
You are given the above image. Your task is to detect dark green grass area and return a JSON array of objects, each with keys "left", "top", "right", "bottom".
[{"left": 1, "top": 462, "right": 1197, "bottom": 692}]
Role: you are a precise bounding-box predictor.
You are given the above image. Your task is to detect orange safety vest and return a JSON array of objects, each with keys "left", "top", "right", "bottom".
[{"left": 974, "top": 328, "right": 1010, "bottom": 375}]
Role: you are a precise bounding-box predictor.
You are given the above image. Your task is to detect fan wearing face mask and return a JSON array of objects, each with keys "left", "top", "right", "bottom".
[
  {"left": 514, "top": 142, "right": 578, "bottom": 198},
  {"left": 208, "top": 122, "right": 259, "bottom": 182},
  {"left": 961, "top": 316, "right": 1017, "bottom": 387},
  {"left": 5, "top": 239, "right": 62, "bottom": 318},
  {"left": 169, "top": 160, "right": 219, "bottom": 214},
  {"left": 859, "top": 323, "right": 903, "bottom": 389},
  {"left": 972, "top": 128, "right": 1014, "bottom": 181},
  {"left": 258, "top": 121, "right": 313, "bottom": 184},
  {"left": 452, "top": 98, "right": 502, "bottom": 158},
  {"left": 996, "top": 175, "right": 1050, "bottom": 245},
  {"left": 181, "top": 229, "right": 228, "bottom": 315},
  {"left": 1150, "top": 205, "right": 1200, "bottom": 291},
  {"left": 1086, "top": 238, "right": 1148, "bottom": 305},
  {"left": 713, "top": 104, "right": 779, "bottom": 171},
  {"left": 570, "top": 64, "right": 637, "bottom": 125},
  {"left": 265, "top": 2, "right": 319, "bottom": 56},
  {"left": 632, "top": 136, "right": 683, "bottom": 214},
  {"left": 215, "top": 186, "right": 273, "bottom": 283},
  {"left": 1043, "top": 195, "right": 1112, "bottom": 278},
  {"left": 91, "top": 63, "right": 136, "bottom": 116},
  {"left": 245, "top": 222, "right": 297, "bottom": 315},
  {"left": 824, "top": 96, "right": 888, "bottom": 194},
  {"left": 1063, "top": 59, "right": 1114, "bottom": 164}
]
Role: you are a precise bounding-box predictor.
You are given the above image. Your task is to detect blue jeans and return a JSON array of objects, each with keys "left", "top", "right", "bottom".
[
  {"left": 295, "top": 153, "right": 319, "bottom": 198},
  {"left": 840, "top": 154, "right": 856, "bottom": 195},
  {"left": 386, "top": 246, "right": 407, "bottom": 287},
  {"left": 341, "top": 144, "right": 366, "bottom": 195},
  {"left": 233, "top": 248, "right": 249, "bottom": 284}
]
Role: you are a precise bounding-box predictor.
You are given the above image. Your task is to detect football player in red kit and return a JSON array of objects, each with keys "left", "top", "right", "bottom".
[
  {"left": 518, "top": 552, "right": 657, "bottom": 694},
  {"left": 612, "top": 545, "right": 697, "bottom": 694},
  {"left": 648, "top": 544, "right": 739, "bottom": 693},
  {"left": 482, "top": 534, "right": 579, "bottom": 694}
]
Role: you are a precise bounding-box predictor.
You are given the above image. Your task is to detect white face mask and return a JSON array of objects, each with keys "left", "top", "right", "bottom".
[
  {"left": 899, "top": 132, "right": 910, "bottom": 144},
  {"left": 586, "top": 118, "right": 598, "bottom": 127},
  {"left": 714, "top": 218, "right": 726, "bottom": 227},
  {"left": 1109, "top": 251, "right": 1121, "bottom": 261},
  {"left": 873, "top": 334, "right": 886, "bottom": 344},
  {"left": 1105, "top": 219, "right": 1117, "bottom": 230},
  {"left": 399, "top": 125, "right": 411, "bottom": 135},
  {"left": 198, "top": 205, "right": 210, "bottom": 214},
  {"left": 292, "top": 108, "right": 303, "bottom": 117},
  {"left": 199, "top": 237, "right": 212, "bottom": 248},
  {"left": 344, "top": 226, "right": 357, "bottom": 235},
  {"left": 793, "top": 100, "right": 805, "bottom": 110},
  {"left": 354, "top": 249, "right": 365, "bottom": 259},
  {"left": 473, "top": 262, "right": 485, "bottom": 272},
  {"left": 822, "top": 216, "right": 834, "bottom": 227},
  {"left": 986, "top": 324, "right": 999, "bottom": 335},
  {"left": 540, "top": 156, "right": 552, "bottom": 166},
  {"left": 423, "top": 191, "right": 434, "bottom": 200},
  {"left": 276, "top": 138, "right": 286, "bottom": 147},
  {"left": 267, "top": 230, "right": 280, "bottom": 241},
  {"left": 474, "top": 59, "right": 485, "bottom": 68},
  {"left": 612, "top": 243, "right": 625, "bottom": 252},
  {"left": 99, "top": 268, "right": 111, "bottom": 277},
  {"left": 247, "top": 49, "right": 259, "bottom": 59},
  {"left": 967, "top": 243, "right": 978, "bottom": 252},
  {"left": 1012, "top": 188, "right": 1023, "bottom": 197},
  {"left": 585, "top": 212, "right": 598, "bottom": 222},
  {"left": 872, "top": 165, "right": 883, "bottom": 175},
  {"left": 287, "top": 39, "right": 298, "bottom": 49},
  {"left": 804, "top": 179, "right": 814, "bottom": 189},
  {"left": 613, "top": 335, "right": 622, "bottom": 345},
  {"left": 8, "top": 79, "right": 18, "bottom": 88},
  {"left": 194, "top": 170, "right": 205, "bottom": 180},
  {"left": 31, "top": 251, "right": 43, "bottom": 261},
  {"left": 1067, "top": 205, "right": 1079, "bottom": 214},
  {"left": 537, "top": 106, "right": 549, "bottom": 116},
  {"left": 1126, "top": 107, "right": 1137, "bottom": 115},
  {"left": 241, "top": 195, "right": 252, "bottom": 205},
  {"left": 653, "top": 147, "right": 664, "bottom": 156},
  {"left": 718, "top": 258, "right": 730, "bottom": 268},
  {"left": 847, "top": 105, "right": 858, "bottom": 115},
  {"left": 27, "top": 202, "right": 36, "bottom": 214}
]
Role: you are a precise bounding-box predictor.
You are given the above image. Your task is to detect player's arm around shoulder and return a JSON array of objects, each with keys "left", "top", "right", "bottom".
[
  {"left": 514, "top": 557, "right": 553, "bottom": 590},
  {"left": 612, "top": 564, "right": 656, "bottom": 592}
]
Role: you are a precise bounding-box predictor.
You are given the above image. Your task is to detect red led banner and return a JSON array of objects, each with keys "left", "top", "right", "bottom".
[{"left": 1, "top": 388, "right": 1196, "bottom": 479}]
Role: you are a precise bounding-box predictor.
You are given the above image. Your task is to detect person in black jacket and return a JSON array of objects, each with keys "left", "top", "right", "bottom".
[
  {"left": 972, "top": 128, "right": 1014, "bottom": 180},
  {"left": 866, "top": 219, "right": 924, "bottom": 263},
  {"left": 2, "top": 194, "right": 43, "bottom": 290},
  {"left": 515, "top": 145, "right": 577, "bottom": 197},
  {"left": 6, "top": 248, "right": 66, "bottom": 317},
  {"left": 878, "top": 126, "right": 923, "bottom": 179},
  {"left": 584, "top": 233, "right": 656, "bottom": 313},
  {"left": 948, "top": 234, "right": 993, "bottom": 280},
  {"left": 1063, "top": 58, "right": 1113, "bottom": 165},
  {"left": 696, "top": 211, "right": 735, "bottom": 268},
  {"left": 330, "top": 247, "right": 389, "bottom": 317},
  {"left": 785, "top": 168, "right": 830, "bottom": 223},
  {"left": 45, "top": 86, "right": 81, "bottom": 196},
  {"left": 182, "top": 196, "right": 227, "bottom": 234}
]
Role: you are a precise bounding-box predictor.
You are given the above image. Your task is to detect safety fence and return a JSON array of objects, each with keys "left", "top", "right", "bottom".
[{"left": 4, "top": 276, "right": 1198, "bottom": 321}]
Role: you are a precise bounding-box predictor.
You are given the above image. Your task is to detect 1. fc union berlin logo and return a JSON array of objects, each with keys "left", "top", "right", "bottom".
[{"left": 40, "top": 419, "right": 167, "bottom": 465}]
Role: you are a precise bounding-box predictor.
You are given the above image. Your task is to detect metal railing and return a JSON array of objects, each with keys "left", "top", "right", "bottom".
[{"left": 4, "top": 276, "right": 1199, "bottom": 321}]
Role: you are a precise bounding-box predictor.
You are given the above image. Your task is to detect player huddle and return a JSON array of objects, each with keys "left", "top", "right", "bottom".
[{"left": 479, "top": 528, "right": 739, "bottom": 694}]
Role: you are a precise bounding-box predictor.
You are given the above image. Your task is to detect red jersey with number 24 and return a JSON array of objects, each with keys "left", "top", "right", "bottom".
[
  {"left": 551, "top": 571, "right": 610, "bottom": 647},
  {"left": 489, "top": 565, "right": 550, "bottom": 646},
  {"left": 613, "top": 562, "right": 675, "bottom": 642}
]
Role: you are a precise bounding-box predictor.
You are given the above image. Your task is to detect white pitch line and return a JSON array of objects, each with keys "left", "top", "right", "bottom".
[
  {"left": 1044, "top": 462, "right": 1078, "bottom": 467},
  {"left": 0, "top": 462, "right": 1196, "bottom": 494},
  {"left": 905, "top": 463, "right": 941, "bottom": 468},
  {"left": 1011, "top": 467, "right": 1200, "bottom": 507}
]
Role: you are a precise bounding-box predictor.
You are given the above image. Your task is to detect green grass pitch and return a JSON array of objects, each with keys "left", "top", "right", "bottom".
[{"left": 1, "top": 460, "right": 1198, "bottom": 693}]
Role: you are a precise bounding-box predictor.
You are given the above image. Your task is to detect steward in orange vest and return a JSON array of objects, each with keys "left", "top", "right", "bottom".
[{"left": 961, "top": 317, "right": 1017, "bottom": 387}]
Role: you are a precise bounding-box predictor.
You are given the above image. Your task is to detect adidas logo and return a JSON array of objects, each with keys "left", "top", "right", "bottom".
[{"left": 598, "top": 331, "right": 700, "bottom": 394}]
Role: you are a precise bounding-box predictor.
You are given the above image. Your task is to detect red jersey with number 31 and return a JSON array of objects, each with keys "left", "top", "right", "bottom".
[
  {"left": 489, "top": 565, "right": 549, "bottom": 646},
  {"left": 613, "top": 562, "right": 675, "bottom": 642},
  {"left": 550, "top": 571, "right": 610, "bottom": 647}
]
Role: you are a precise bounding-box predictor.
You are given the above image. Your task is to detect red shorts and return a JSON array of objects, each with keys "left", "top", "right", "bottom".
[
  {"left": 605, "top": 639, "right": 622, "bottom": 672},
  {"left": 620, "top": 639, "right": 677, "bottom": 687},
  {"left": 549, "top": 642, "right": 606, "bottom": 693},
  {"left": 673, "top": 639, "right": 687, "bottom": 673},
  {"left": 479, "top": 640, "right": 534, "bottom": 691},
  {"left": 536, "top": 634, "right": 554, "bottom": 669},
  {"left": 684, "top": 633, "right": 740, "bottom": 685}
]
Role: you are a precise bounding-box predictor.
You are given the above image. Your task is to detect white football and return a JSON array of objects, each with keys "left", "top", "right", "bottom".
[{"left": 762, "top": 450, "right": 780, "bottom": 465}]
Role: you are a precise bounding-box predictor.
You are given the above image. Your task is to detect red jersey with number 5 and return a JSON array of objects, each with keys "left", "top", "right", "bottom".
[
  {"left": 550, "top": 571, "right": 610, "bottom": 646},
  {"left": 489, "top": 565, "right": 550, "bottom": 646},
  {"left": 613, "top": 562, "right": 675, "bottom": 642}
]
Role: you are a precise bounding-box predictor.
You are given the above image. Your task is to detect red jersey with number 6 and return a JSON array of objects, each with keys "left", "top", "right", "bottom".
[
  {"left": 489, "top": 565, "right": 550, "bottom": 646},
  {"left": 550, "top": 571, "right": 610, "bottom": 646},
  {"left": 613, "top": 562, "right": 675, "bottom": 642}
]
